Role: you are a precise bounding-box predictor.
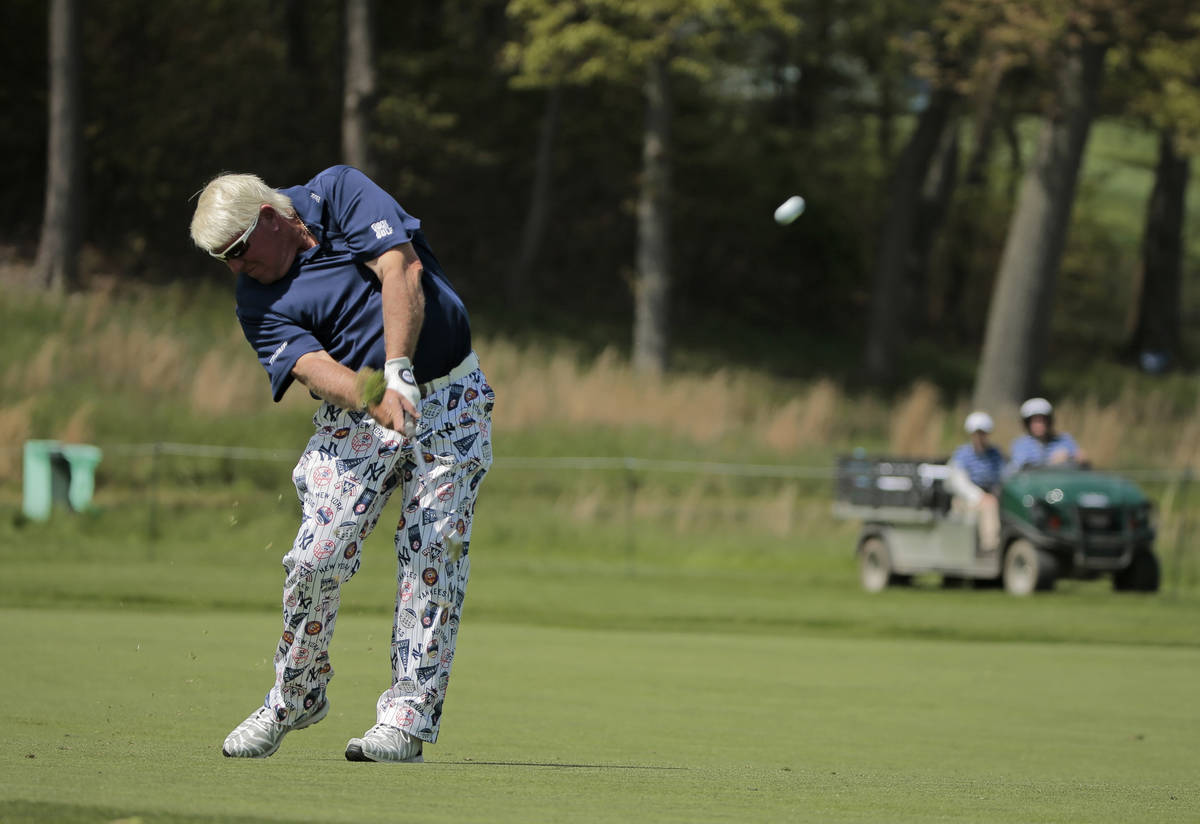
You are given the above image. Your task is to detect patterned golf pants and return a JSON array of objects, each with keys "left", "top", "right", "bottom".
[{"left": 265, "top": 353, "right": 494, "bottom": 743}]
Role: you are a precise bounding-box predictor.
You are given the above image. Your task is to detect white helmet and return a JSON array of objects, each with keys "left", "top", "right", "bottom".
[
  {"left": 964, "top": 411, "right": 994, "bottom": 434},
  {"left": 1019, "top": 397, "right": 1053, "bottom": 420}
]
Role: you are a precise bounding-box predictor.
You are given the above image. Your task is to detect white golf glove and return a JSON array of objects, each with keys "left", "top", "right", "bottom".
[{"left": 384, "top": 356, "right": 421, "bottom": 436}]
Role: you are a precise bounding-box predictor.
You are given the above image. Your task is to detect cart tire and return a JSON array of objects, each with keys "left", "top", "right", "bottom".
[
  {"left": 1003, "top": 539, "right": 1057, "bottom": 596},
  {"left": 1113, "top": 548, "right": 1160, "bottom": 593},
  {"left": 859, "top": 537, "right": 892, "bottom": 593}
]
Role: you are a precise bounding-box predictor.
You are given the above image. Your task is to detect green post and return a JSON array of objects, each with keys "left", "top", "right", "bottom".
[
  {"left": 22, "top": 440, "right": 59, "bottom": 521},
  {"left": 624, "top": 457, "right": 638, "bottom": 576},
  {"left": 61, "top": 444, "right": 103, "bottom": 512},
  {"left": 22, "top": 440, "right": 103, "bottom": 521}
]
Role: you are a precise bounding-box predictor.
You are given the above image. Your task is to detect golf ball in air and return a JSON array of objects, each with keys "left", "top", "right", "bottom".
[{"left": 774, "top": 195, "right": 806, "bottom": 225}]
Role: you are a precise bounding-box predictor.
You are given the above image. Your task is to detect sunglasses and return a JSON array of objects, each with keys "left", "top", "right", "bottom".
[{"left": 209, "top": 212, "right": 260, "bottom": 262}]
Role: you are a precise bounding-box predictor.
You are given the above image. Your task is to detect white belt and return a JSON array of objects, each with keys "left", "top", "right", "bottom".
[{"left": 418, "top": 351, "right": 479, "bottom": 398}]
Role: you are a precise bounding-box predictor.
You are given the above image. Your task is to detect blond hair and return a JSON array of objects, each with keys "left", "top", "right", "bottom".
[{"left": 189, "top": 173, "right": 296, "bottom": 253}]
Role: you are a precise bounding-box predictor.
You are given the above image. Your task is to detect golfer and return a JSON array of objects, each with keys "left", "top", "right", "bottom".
[{"left": 190, "top": 165, "right": 495, "bottom": 763}]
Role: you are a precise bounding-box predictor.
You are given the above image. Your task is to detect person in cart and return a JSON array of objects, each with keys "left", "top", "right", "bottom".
[
  {"left": 945, "top": 411, "right": 1004, "bottom": 553},
  {"left": 1008, "top": 397, "right": 1088, "bottom": 472}
]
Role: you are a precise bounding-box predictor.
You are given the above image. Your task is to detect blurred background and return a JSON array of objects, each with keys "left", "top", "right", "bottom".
[{"left": 2, "top": 0, "right": 1200, "bottom": 592}]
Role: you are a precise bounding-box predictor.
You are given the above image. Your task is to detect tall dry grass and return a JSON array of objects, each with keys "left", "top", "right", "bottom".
[
  {"left": 187, "top": 328, "right": 267, "bottom": 416},
  {"left": 57, "top": 401, "right": 95, "bottom": 444},
  {"left": 762, "top": 379, "right": 839, "bottom": 452},
  {"left": 481, "top": 340, "right": 853, "bottom": 453},
  {"left": 0, "top": 400, "right": 35, "bottom": 477},
  {"left": 7, "top": 280, "right": 1200, "bottom": 472},
  {"left": 887, "top": 381, "right": 945, "bottom": 457},
  {"left": 9, "top": 287, "right": 271, "bottom": 428},
  {"left": 476, "top": 338, "right": 1200, "bottom": 471}
]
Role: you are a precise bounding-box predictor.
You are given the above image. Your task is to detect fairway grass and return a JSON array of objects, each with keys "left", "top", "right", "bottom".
[
  {"left": 5, "top": 606, "right": 1198, "bottom": 824},
  {"left": 4, "top": 492, "right": 1199, "bottom": 822}
]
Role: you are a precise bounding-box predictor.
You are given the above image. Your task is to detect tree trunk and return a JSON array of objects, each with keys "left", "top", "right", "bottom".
[
  {"left": 285, "top": 0, "right": 310, "bottom": 74},
  {"left": 972, "top": 36, "right": 1107, "bottom": 413},
  {"left": 35, "top": 0, "right": 83, "bottom": 292},
  {"left": 632, "top": 58, "right": 671, "bottom": 375},
  {"left": 863, "top": 87, "right": 958, "bottom": 384},
  {"left": 342, "top": 0, "right": 376, "bottom": 177},
  {"left": 1126, "top": 129, "right": 1189, "bottom": 366},
  {"left": 908, "top": 119, "right": 960, "bottom": 333},
  {"left": 508, "top": 85, "right": 561, "bottom": 303},
  {"left": 940, "top": 64, "right": 1008, "bottom": 340},
  {"left": 1001, "top": 112, "right": 1022, "bottom": 201},
  {"left": 964, "top": 60, "right": 1007, "bottom": 187},
  {"left": 941, "top": 67, "right": 1006, "bottom": 339},
  {"left": 876, "top": 71, "right": 896, "bottom": 167}
]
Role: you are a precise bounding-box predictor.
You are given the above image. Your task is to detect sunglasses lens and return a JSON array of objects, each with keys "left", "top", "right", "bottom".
[{"left": 213, "top": 220, "right": 256, "bottom": 261}]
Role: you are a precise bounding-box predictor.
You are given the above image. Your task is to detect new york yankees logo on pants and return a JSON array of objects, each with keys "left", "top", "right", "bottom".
[{"left": 269, "top": 358, "right": 494, "bottom": 744}]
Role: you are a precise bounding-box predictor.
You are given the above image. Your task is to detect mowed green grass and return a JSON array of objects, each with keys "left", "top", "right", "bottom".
[
  {"left": 2, "top": 484, "right": 1200, "bottom": 823},
  {"left": 4, "top": 605, "right": 1198, "bottom": 824}
]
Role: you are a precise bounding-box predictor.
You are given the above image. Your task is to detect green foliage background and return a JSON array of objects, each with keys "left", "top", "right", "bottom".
[{"left": 4, "top": 1, "right": 1199, "bottom": 383}]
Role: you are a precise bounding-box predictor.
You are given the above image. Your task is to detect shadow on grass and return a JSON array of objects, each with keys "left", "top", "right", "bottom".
[{"left": 438, "top": 760, "right": 688, "bottom": 770}]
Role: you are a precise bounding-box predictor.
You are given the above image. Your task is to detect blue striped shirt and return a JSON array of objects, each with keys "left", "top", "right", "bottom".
[
  {"left": 950, "top": 444, "right": 1005, "bottom": 490},
  {"left": 1008, "top": 433, "right": 1079, "bottom": 473}
]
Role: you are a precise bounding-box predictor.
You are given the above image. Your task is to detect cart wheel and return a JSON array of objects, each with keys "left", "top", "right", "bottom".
[
  {"left": 1113, "top": 548, "right": 1160, "bottom": 593},
  {"left": 1003, "top": 539, "right": 1057, "bottom": 596},
  {"left": 859, "top": 537, "right": 892, "bottom": 593}
]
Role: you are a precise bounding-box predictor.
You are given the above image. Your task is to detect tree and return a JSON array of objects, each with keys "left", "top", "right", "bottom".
[
  {"left": 504, "top": 0, "right": 797, "bottom": 373},
  {"left": 509, "top": 85, "right": 561, "bottom": 303},
  {"left": 862, "top": 0, "right": 1016, "bottom": 384},
  {"left": 342, "top": 0, "right": 377, "bottom": 177},
  {"left": 35, "top": 0, "right": 83, "bottom": 292},
  {"left": 907, "top": 116, "right": 960, "bottom": 333},
  {"left": 1125, "top": 130, "right": 1189, "bottom": 367},
  {"left": 973, "top": 11, "right": 1111, "bottom": 413},
  {"left": 1119, "top": 13, "right": 1200, "bottom": 366},
  {"left": 633, "top": 55, "right": 672, "bottom": 373},
  {"left": 862, "top": 86, "right": 958, "bottom": 384},
  {"left": 939, "top": 55, "right": 1018, "bottom": 342}
]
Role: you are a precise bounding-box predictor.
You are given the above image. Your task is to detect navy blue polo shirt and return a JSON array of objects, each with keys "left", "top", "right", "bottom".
[{"left": 236, "top": 165, "right": 472, "bottom": 402}]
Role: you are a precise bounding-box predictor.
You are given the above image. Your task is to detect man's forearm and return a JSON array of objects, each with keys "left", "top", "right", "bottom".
[{"left": 293, "top": 350, "right": 362, "bottom": 410}]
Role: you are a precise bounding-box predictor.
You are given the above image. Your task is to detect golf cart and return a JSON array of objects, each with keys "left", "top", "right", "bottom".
[{"left": 833, "top": 455, "right": 1160, "bottom": 596}]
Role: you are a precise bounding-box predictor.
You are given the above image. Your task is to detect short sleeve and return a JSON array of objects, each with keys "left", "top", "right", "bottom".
[
  {"left": 1006, "top": 438, "right": 1029, "bottom": 474},
  {"left": 1058, "top": 433, "right": 1080, "bottom": 457},
  {"left": 237, "top": 308, "right": 324, "bottom": 402},
  {"left": 949, "top": 444, "right": 968, "bottom": 468},
  {"left": 323, "top": 167, "right": 422, "bottom": 262}
]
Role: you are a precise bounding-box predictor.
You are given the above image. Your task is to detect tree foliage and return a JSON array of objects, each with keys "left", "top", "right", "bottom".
[
  {"left": 7, "top": 0, "right": 1200, "bottom": 390},
  {"left": 503, "top": 0, "right": 798, "bottom": 87}
]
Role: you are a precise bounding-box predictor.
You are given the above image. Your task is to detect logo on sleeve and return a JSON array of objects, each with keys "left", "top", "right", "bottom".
[
  {"left": 268, "top": 340, "right": 289, "bottom": 365},
  {"left": 371, "top": 219, "right": 394, "bottom": 239}
]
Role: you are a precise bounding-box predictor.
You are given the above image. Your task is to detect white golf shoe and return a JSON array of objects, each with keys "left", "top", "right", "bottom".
[
  {"left": 344, "top": 723, "right": 425, "bottom": 763},
  {"left": 221, "top": 697, "right": 330, "bottom": 758}
]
